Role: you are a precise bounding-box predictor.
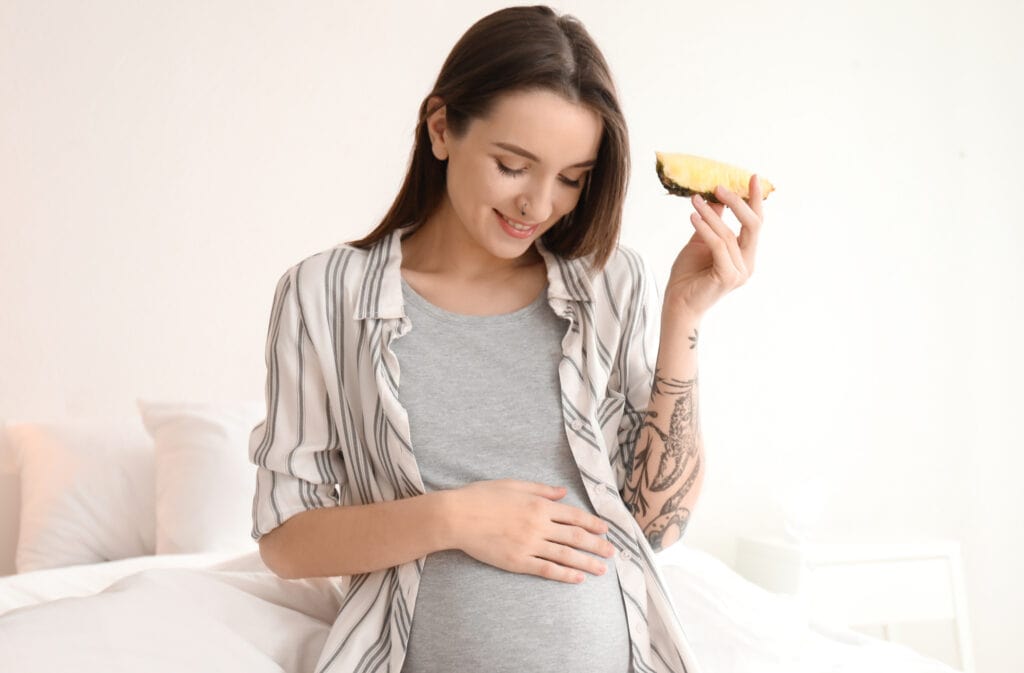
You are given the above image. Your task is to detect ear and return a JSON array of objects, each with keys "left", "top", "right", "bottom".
[{"left": 425, "top": 95, "right": 449, "bottom": 161}]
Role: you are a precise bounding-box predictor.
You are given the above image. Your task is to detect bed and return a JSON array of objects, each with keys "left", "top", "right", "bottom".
[{"left": 0, "top": 402, "right": 962, "bottom": 672}]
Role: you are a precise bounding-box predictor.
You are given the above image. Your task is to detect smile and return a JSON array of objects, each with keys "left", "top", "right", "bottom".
[{"left": 495, "top": 209, "right": 538, "bottom": 237}]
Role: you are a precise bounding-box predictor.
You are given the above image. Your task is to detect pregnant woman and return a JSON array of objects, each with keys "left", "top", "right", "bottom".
[{"left": 248, "top": 5, "right": 765, "bottom": 673}]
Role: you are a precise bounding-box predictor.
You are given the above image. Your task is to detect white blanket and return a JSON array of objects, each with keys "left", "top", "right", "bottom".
[
  {"left": 0, "top": 551, "right": 252, "bottom": 615},
  {"left": 0, "top": 547, "right": 961, "bottom": 673}
]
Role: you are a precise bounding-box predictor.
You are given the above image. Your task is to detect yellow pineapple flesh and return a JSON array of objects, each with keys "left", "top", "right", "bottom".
[{"left": 655, "top": 151, "right": 775, "bottom": 204}]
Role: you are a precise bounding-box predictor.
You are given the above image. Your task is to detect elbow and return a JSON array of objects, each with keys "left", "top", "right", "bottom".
[
  {"left": 645, "top": 508, "right": 693, "bottom": 553},
  {"left": 648, "top": 467, "right": 705, "bottom": 552},
  {"left": 258, "top": 529, "right": 294, "bottom": 579}
]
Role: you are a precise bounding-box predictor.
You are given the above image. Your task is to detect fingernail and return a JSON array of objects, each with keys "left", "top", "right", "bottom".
[{"left": 694, "top": 194, "right": 704, "bottom": 204}]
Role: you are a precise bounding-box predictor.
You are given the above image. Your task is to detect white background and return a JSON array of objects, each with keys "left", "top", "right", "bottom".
[{"left": 1, "top": 1, "right": 1020, "bottom": 670}]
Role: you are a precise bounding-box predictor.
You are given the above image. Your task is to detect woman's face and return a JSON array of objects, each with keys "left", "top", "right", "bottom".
[{"left": 426, "top": 88, "right": 603, "bottom": 260}]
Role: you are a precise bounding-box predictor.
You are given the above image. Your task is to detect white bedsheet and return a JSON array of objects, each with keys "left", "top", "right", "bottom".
[
  {"left": 659, "top": 545, "right": 962, "bottom": 673},
  {"left": 0, "top": 546, "right": 961, "bottom": 673},
  {"left": 0, "top": 550, "right": 252, "bottom": 615}
]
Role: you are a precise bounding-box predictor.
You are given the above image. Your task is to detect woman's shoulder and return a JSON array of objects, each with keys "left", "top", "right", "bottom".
[
  {"left": 291, "top": 241, "right": 370, "bottom": 277},
  {"left": 276, "top": 242, "right": 373, "bottom": 305}
]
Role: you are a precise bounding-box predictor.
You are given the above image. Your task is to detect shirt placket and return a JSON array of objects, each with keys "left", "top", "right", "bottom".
[
  {"left": 551, "top": 294, "right": 653, "bottom": 669},
  {"left": 365, "top": 312, "right": 430, "bottom": 673}
]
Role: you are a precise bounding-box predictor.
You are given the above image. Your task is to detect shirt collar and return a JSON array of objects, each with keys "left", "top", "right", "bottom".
[{"left": 354, "top": 227, "right": 594, "bottom": 320}]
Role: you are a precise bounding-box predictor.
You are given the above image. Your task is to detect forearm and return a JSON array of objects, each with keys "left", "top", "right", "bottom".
[
  {"left": 262, "top": 490, "right": 458, "bottom": 580},
  {"left": 621, "top": 309, "right": 706, "bottom": 552}
]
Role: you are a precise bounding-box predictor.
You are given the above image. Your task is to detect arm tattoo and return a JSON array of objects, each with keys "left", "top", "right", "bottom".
[{"left": 623, "top": 362, "right": 701, "bottom": 551}]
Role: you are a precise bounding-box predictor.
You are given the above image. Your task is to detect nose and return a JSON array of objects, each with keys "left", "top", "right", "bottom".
[{"left": 523, "top": 178, "right": 555, "bottom": 224}]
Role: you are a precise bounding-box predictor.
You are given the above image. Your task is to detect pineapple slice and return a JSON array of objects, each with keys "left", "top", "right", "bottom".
[{"left": 655, "top": 151, "right": 775, "bottom": 204}]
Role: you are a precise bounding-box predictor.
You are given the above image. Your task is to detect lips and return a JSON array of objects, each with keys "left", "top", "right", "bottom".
[
  {"left": 493, "top": 208, "right": 540, "bottom": 237},
  {"left": 500, "top": 212, "right": 536, "bottom": 229}
]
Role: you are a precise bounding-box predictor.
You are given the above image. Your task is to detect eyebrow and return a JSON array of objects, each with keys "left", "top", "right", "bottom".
[{"left": 491, "top": 142, "right": 597, "bottom": 169}]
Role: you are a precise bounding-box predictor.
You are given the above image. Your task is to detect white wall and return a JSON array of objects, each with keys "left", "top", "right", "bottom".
[{"left": 1, "top": 1, "right": 1020, "bottom": 670}]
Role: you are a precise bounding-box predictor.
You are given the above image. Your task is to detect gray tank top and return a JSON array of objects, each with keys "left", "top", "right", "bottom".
[{"left": 393, "top": 276, "right": 632, "bottom": 673}]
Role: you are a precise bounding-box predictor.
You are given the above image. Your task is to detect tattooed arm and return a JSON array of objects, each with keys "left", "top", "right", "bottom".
[
  {"left": 618, "top": 178, "right": 761, "bottom": 550},
  {"left": 620, "top": 309, "right": 705, "bottom": 553}
]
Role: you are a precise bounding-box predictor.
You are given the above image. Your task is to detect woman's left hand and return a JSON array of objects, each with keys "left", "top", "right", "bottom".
[{"left": 664, "top": 173, "right": 765, "bottom": 320}]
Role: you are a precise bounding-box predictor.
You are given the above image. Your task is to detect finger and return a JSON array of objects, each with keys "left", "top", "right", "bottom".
[
  {"left": 551, "top": 502, "right": 608, "bottom": 533},
  {"left": 527, "top": 554, "right": 585, "bottom": 584},
  {"left": 537, "top": 540, "right": 605, "bottom": 580},
  {"left": 543, "top": 528, "right": 609, "bottom": 568},
  {"left": 690, "top": 211, "right": 739, "bottom": 276},
  {"left": 713, "top": 183, "right": 762, "bottom": 273},
  {"left": 692, "top": 195, "right": 746, "bottom": 274},
  {"left": 748, "top": 174, "right": 764, "bottom": 221},
  {"left": 502, "top": 480, "right": 565, "bottom": 498},
  {"left": 738, "top": 175, "right": 764, "bottom": 273},
  {"left": 713, "top": 183, "right": 762, "bottom": 235}
]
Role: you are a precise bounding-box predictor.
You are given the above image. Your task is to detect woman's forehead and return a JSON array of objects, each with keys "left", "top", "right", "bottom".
[{"left": 474, "top": 91, "right": 602, "bottom": 165}]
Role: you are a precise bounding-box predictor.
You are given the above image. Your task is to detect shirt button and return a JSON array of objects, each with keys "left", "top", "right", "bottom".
[
  {"left": 570, "top": 419, "right": 583, "bottom": 431},
  {"left": 620, "top": 549, "right": 632, "bottom": 561}
]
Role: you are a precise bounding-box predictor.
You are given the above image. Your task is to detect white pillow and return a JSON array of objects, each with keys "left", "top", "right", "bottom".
[
  {"left": 6, "top": 418, "right": 156, "bottom": 573},
  {"left": 136, "top": 399, "right": 264, "bottom": 555}
]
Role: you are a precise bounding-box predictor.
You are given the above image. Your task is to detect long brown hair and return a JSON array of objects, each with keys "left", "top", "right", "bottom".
[{"left": 346, "top": 4, "right": 629, "bottom": 273}]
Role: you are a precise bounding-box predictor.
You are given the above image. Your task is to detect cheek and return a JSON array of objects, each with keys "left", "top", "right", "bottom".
[
  {"left": 555, "top": 191, "right": 583, "bottom": 217},
  {"left": 454, "top": 162, "right": 506, "bottom": 204}
]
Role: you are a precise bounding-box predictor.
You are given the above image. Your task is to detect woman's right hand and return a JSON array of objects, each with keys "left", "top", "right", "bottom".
[{"left": 449, "top": 479, "right": 616, "bottom": 584}]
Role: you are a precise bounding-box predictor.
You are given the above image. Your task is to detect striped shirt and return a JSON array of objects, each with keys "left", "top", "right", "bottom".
[{"left": 248, "top": 226, "right": 703, "bottom": 673}]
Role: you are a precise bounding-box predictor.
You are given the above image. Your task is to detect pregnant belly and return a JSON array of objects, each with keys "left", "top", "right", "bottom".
[{"left": 399, "top": 549, "right": 633, "bottom": 673}]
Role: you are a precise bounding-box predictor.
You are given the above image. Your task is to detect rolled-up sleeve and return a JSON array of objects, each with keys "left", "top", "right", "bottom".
[{"left": 249, "top": 265, "right": 346, "bottom": 543}]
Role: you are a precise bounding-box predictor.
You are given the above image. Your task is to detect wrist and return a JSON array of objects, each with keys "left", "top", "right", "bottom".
[
  {"left": 433, "top": 488, "right": 463, "bottom": 552},
  {"left": 662, "top": 305, "right": 703, "bottom": 330},
  {"left": 662, "top": 291, "right": 703, "bottom": 325}
]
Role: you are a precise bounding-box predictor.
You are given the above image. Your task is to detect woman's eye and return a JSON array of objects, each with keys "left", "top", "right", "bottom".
[
  {"left": 495, "top": 160, "right": 583, "bottom": 189},
  {"left": 495, "top": 161, "right": 525, "bottom": 177}
]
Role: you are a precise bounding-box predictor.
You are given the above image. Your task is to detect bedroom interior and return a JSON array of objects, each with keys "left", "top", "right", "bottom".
[{"left": 1, "top": 1, "right": 1020, "bottom": 671}]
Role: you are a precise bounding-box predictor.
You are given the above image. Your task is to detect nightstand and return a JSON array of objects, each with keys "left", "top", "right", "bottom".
[{"left": 734, "top": 536, "right": 975, "bottom": 673}]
